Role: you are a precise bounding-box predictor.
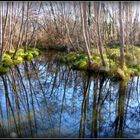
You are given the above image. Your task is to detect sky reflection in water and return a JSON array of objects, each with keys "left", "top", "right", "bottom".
[{"left": 0, "top": 52, "right": 139, "bottom": 138}]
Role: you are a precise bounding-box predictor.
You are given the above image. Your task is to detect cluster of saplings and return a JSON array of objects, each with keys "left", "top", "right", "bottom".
[
  {"left": 60, "top": 46, "right": 140, "bottom": 81},
  {"left": 0, "top": 47, "right": 41, "bottom": 75}
]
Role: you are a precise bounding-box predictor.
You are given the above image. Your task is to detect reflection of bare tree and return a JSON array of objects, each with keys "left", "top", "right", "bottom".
[
  {"left": 0, "top": 53, "right": 139, "bottom": 138},
  {"left": 91, "top": 76, "right": 106, "bottom": 138},
  {"left": 24, "top": 62, "right": 37, "bottom": 136},
  {"left": 79, "top": 74, "right": 91, "bottom": 138},
  {"left": 9, "top": 68, "right": 22, "bottom": 136},
  {"left": 79, "top": 75, "right": 109, "bottom": 138},
  {"left": 59, "top": 69, "right": 70, "bottom": 136},
  {"left": 91, "top": 77, "right": 98, "bottom": 138},
  {"left": 15, "top": 66, "right": 33, "bottom": 137},
  {"left": 2, "top": 75, "right": 20, "bottom": 136},
  {"left": 113, "top": 81, "right": 127, "bottom": 138}
]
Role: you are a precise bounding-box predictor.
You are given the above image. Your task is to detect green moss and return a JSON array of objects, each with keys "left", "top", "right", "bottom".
[
  {"left": 65, "top": 52, "right": 77, "bottom": 63},
  {"left": 13, "top": 56, "right": 23, "bottom": 65},
  {"left": 94, "top": 56, "right": 101, "bottom": 63},
  {"left": 91, "top": 55, "right": 102, "bottom": 65},
  {"left": 122, "top": 64, "right": 131, "bottom": 78},
  {"left": 16, "top": 47, "right": 40, "bottom": 58},
  {"left": 29, "top": 49, "right": 39, "bottom": 58},
  {"left": 17, "top": 48, "right": 25, "bottom": 57},
  {"left": 2, "top": 54, "right": 11, "bottom": 60},
  {"left": 56, "top": 47, "right": 140, "bottom": 80},
  {"left": 23, "top": 52, "right": 33, "bottom": 61},
  {"left": 127, "top": 61, "right": 136, "bottom": 68},
  {"left": 129, "top": 68, "right": 136, "bottom": 76},
  {"left": 0, "top": 65, "right": 9, "bottom": 75},
  {"left": 106, "top": 42, "right": 120, "bottom": 48},
  {"left": 2, "top": 58, "right": 13, "bottom": 67},
  {"left": 2, "top": 54, "right": 13, "bottom": 67},
  {"left": 115, "top": 67, "right": 126, "bottom": 80},
  {"left": 110, "top": 53, "right": 120, "bottom": 61},
  {"left": 64, "top": 52, "right": 87, "bottom": 65},
  {"left": 130, "top": 68, "right": 139, "bottom": 76},
  {"left": 106, "top": 48, "right": 120, "bottom": 63},
  {"left": 108, "top": 59, "right": 116, "bottom": 74},
  {"left": 17, "top": 51, "right": 25, "bottom": 57},
  {"left": 32, "top": 50, "right": 39, "bottom": 57},
  {"left": 114, "top": 64, "right": 131, "bottom": 80},
  {"left": 71, "top": 61, "right": 80, "bottom": 70},
  {"left": 17, "top": 48, "right": 24, "bottom": 53},
  {"left": 78, "top": 59, "right": 87, "bottom": 70},
  {"left": 34, "top": 48, "right": 41, "bottom": 55},
  {"left": 0, "top": 47, "right": 42, "bottom": 75},
  {"left": 125, "top": 53, "right": 133, "bottom": 62},
  {"left": 127, "top": 61, "right": 140, "bottom": 75},
  {"left": 63, "top": 52, "right": 88, "bottom": 70}
]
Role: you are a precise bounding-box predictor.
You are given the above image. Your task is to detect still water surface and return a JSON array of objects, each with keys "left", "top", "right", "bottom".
[{"left": 0, "top": 52, "right": 140, "bottom": 138}]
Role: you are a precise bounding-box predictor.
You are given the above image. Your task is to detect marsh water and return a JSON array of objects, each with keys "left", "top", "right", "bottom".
[{"left": 0, "top": 52, "right": 140, "bottom": 138}]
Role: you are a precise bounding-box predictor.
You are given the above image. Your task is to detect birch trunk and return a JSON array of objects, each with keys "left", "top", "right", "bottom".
[
  {"left": 96, "top": 2, "right": 106, "bottom": 66},
  {"left": 80, "top": 2, "right": 91, "bottom": 68},
  {"left": 119, "top": 2, "right": 125, "bottom": 68}
]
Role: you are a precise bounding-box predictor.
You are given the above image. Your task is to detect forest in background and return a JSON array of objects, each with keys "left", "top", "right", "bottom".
[{"left": 0, "top": 1, "right": 140, "bottom": 80}]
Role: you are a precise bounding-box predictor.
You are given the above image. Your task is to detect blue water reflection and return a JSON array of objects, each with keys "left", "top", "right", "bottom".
[{"left": 0, "top": 52, "right": 139, "bottom": 138}]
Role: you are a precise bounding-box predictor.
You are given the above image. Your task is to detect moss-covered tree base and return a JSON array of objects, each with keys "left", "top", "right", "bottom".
[{"left": 60, "top": 47, "right": 140, "bottom": 81}]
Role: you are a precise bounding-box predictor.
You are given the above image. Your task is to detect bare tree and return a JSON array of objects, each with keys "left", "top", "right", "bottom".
[
  {"left": 96, "top": 2, "right": 106, "bottom": 66},
  {"left": 80, "top": 2, "right": 92, "bottom": 67},
  {"left": 13, "top": 2, "right": 25, "bottom": 58},
  {"left": 0, "top": 2, "right": 10, "bottom": 62},
  {"left": 119, "top": 1, "right": 125, "bottom": 68}
]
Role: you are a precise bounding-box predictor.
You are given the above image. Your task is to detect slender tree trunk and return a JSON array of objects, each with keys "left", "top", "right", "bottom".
[
  {"left": 119, "top": 2, "right": 125, "bottom": 68},
  {"left": 50, "top": 2, "right": 59, "bottom": 34},
  {"left": 25, "top": 1, "right": 29, "bottom": 51},
  {"left": 8, "top": 2, "right": 13, "bottom": 51},
  {"left": 13, "top": 2, "right": 25, "bottom": 58},
  {"left": 80, "top": 2, "right": 91, "bottom": 68},
  {"left": 96, "top": 2, "right": 106, "bottom": 66},
  {"left": 0, "top": 2, "right": 9, "bottom": 63},
  {"left": 0, "top": 2, "right": 3, "bottom": 62},
  {"left": 125, "top": 2, "right": 129, "bottom": 52}
]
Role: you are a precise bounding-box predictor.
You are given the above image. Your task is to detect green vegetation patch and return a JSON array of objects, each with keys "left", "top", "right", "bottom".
[
  {"left": 62, "top": 52, "right": 88, "bottom": 70},
  {"left": 2, "top": 54, "right": 13, "bottom": 67},
  {"left": 23, "top": 52, "right": 33, "bottom": 61},
  {"left": 0, "top": 47, "right": 41, "bottom": 75},
  {"left": 60, "top": 47, "right": 140, "bottom": 81},
  {"left": 13, "top": 56, "right": 23, "bottom": 65},
  {"left": 0, "top": 65, "right": 9, "bottom": 75}
]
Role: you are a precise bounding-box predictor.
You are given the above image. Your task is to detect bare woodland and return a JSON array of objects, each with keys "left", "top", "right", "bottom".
[
  {"left": 0, "top": 1, "right": 140, "bottom": 70},
  {"left": 0, "top": 1, "right": 140, "bottom": 138}
]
